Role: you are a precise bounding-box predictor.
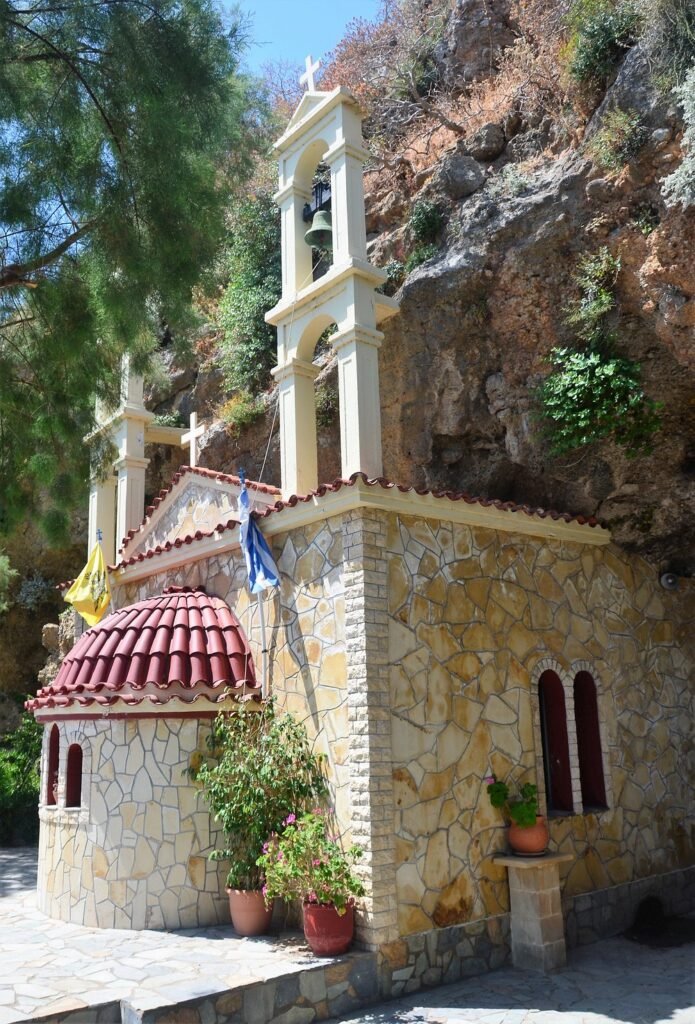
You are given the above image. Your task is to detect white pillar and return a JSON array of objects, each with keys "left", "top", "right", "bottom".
[
  {"left": 272, "top": 358, "right": 320, "bottom": 498},
  {"left": 333, "top": 325, "right": 383, "bottom": 480},
  {"left": 277, "top": 182, "right": 314, "bottom": 297},
  {"left": 325, "top": 135, "right": 369, "bottom": 264},
  {"left": 88, "top": 474, "right": 116, "bottom": 564},
  {"left": 115, "top": 455, "right": 149, "bottom": 550}
]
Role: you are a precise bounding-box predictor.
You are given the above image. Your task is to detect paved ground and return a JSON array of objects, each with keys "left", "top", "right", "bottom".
[
  {"left": 1, "top": 848, "right": 693, "bottom": 1024},
  {"left": 329, "top": 936, "right": 695, "bottom": 1024},
  {"left": 0, "top": 848, "right": 327, "bottom": 1023}
]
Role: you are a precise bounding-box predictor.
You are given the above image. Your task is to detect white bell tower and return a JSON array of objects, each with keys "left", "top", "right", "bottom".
[{"left": 266, "top": 63, "right": 399, "bottom": 499}]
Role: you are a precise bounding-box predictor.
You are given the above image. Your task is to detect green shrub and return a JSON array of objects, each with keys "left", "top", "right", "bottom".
[
  {"left": 405, "top": 243, "right": 439, "bottom": 272},
  {"left": 315, "top": 380, "right": 339, "bottom": 429},
  {"left": 587, "top": 108, "right": 648, "bottom": 171},
  {"left": 16, "top": 572, "right": 56, "bottom": 613},
  {"left": 0, "top": 551, "right": 17, "bottom": 614},
  {"left": 564, "top": 247, "right": 621, "bottom": 343},
  {"left": 638, "top": 0, "right": 695, "bottom": 91},
  {"left": 565, "top": 0, "right": 640, "bottom": 86},
  {"left": 537, "top": 246, "right": 661, "bottom": 456},
  {"left": 409, "top": 199, "right": 443, "bottom": 244},
  {"left": 219, "top": 391, "right": 265, "bottom": 435},
  {"left": 218, "top": 192, "right": 281, "bottom": 395},
  {"left": 0, "top": 711, "right": 41, "bottom": 846},
  {"left": 663, "top": 65, "right": 695, "bottom": 208},
  {"left": 378, "top": 259, "right": 406, "bottom": 296},
  {"left": 152, "top": 411, "right": 187, "bottom": 428},
  {"left": 632, "top": 203, "right": 660, "bottom": 235},
  {"left": 487, "top": 164, "right": 531, "bottom": 198},
  {"left": 537, "top": 345, "right": 662, "bottom": 456}
]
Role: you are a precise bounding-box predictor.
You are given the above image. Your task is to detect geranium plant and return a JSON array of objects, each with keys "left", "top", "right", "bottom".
[
  {"left": 190, "top": 700, "right": 327, "bottom": 890},
  {"left": 486, "top": 774, "right": 539, "bottom": 828},
  {"left": 257, "top": 810, "right": 365, "bottom": 915}
]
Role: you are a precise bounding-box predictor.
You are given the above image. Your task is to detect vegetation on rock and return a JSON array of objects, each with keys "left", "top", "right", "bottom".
[
  {"left": 663, "top": 65, "right": 695, "bottom": 208},
  {"left": 0, "top": 709, "right": 41, "bottom": 845}
]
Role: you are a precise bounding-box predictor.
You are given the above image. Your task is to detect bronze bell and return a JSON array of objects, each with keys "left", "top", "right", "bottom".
[{"left": 304, "top": 210, "right": 333, "bottom": 251}]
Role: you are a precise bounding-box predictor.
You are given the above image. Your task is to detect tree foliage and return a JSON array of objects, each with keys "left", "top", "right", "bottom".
[
  {"left": 0, "top": 709, "right": 41, "bottom": 845},
  {"left": 0, "top": 0, "right": 264, "bottom": 541},
  {"left": 218, "top": 191, "right": 281, "bottom": 395},
  {"left": 663, "top": 65, "right": 695, "bottom": 208}
]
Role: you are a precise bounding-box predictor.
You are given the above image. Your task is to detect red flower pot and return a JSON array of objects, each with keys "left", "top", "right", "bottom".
[
  {"left": 508, "top": 815, "right": 549, "bottom": 855},
  {"left": 227, "top": 888, "right": 273, "bottom": 936},
  {"left": 303, "top": 902, "right": 355, "bottom": 956}
]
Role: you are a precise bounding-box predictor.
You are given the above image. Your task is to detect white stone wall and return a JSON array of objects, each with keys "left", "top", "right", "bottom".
[{"left": 37, "top": 715, "right": 229, "bottom": 929}]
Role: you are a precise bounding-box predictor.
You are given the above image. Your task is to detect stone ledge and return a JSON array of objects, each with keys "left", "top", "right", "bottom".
[{"left": 494, "top": 853, "right": 573, "bottom": 870}]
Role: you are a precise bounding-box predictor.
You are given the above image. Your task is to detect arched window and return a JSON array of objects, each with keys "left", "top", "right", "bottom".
[
  {"left": 538, "top": 670, "right": 573, "bottom": 815},
  {"left": 46, "top": 725, "right": 59, "bottom": 806},
  {"left": 65, "top": 745, "right": 83, "bottom": 808},
  {"left": 574, "top": 671, "right": 607, "bottom": 810}
]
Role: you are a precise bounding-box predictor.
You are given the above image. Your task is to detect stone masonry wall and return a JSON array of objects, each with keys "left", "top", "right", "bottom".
[
  {"left": 38, "top": 716, "right": 229, "bottom": 928},
  {"left": 385, "top": 512, "right": 694, "bottom": 938}
]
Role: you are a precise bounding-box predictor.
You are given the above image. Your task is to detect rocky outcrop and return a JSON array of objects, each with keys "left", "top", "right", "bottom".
[{"left": 435, "top": 0, "right": 518, "bottom": 90}]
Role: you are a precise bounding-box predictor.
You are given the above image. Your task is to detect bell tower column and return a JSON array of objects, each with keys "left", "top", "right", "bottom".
[
  {"left": 325, "top": 131, "right": 369, "bottom": 264},
  {"left": 88, "top": 475, "right": 116, "bottom": 564},
  {"left": 272, "top": 358, "right": 320, "bottom": 497},
  {"left": 277, "top": 181, "right": 314, "bottom": 297},
  {"left": 333, "top": 325, "right": 384, "bottom": 479}
]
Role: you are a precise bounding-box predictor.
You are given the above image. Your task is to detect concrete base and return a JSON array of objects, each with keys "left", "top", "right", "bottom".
[{"left": 494, "top": 853, "right": 573, "bottom": 973}]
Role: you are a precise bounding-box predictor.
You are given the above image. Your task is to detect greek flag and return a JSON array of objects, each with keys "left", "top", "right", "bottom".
[{"left": 238, "top": 473, "right": 279, "bottom": 593}]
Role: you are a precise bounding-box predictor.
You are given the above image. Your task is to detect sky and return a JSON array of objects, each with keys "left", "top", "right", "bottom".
[{"left": 237, "top": 0, "right": 382, "bottom": 76}]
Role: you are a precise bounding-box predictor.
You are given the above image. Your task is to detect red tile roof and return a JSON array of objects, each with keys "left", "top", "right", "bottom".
[
  {"left": 252, "top": 472, "right": 602, "bottom": 528},
  {"left": 27, "top": 586, "right": 259, "bottom": 712}
]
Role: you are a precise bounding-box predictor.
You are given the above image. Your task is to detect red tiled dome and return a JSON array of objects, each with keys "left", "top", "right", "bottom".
[{"left": 27, "top": 587, "right": 259, "bottom": 712}]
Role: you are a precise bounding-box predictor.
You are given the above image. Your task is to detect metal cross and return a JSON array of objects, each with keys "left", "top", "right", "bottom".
[
  {"left": 96, "top": 528, "right": 103, "bottom": 542},
  {"left": 300, "top": 54, "right": 320, "bottom": 92},
  {"left": 182, "top": 412, "right": 205, "bottom": 468}
]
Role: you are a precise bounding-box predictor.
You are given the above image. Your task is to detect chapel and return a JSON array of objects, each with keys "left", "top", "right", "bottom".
[{"left": 27, "top": 69, "right": 694, "bottom": 988}]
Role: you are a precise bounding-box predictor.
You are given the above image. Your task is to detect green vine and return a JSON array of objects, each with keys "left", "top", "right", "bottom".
[{"left": 537, "top": 247, "right": 662, "bottom": 457}]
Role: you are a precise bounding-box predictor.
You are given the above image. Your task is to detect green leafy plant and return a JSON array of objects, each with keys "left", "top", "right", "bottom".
[
  {"left": 191, "top": 700, "right": 327, "bottom": 890},
  {"left": 409, "top": 199, "right": 444, "bottom": 244},
  {"left": 538, "top": 346, "right": 662, "bottom": 456},
  {"left": 565, "top": 0, "right": 640, "bottom": 86},
  {"left": 587, "top": 108, "right": 648, "bottom": 171},
  {"left": 405, "top": 243, "right": 439, "bottom": 273},
  {"left": 257, "top": 810, "right": 365, "bottom": 914},
  {"left": 218, "top": 391, "right": 265, "bottom": 435},
  {"left": 218, "top": 192, "right": 282, "bottom": 396},
  {"left": 632, "top": 203, "right": 660, "bottom": 235},
  {"left": 152, "top": 411, "right": 187, "bottom": 428},
  {"left": 378, "top": 259, "right": 406, "bottom": 296},
  {"left": 663, "top": 64, "right": 695, "bottom": 208},
  {"left": 0, "top": 710, "right": 42, "bottom": 845},
  {"left": 538, "top": 247, "right": 661, "bottom": 456},
  {"left": 638, "top": 0, "right": 695, "bottom": 91},
  {"left": 486, "top": 775, "right": 539, "bottom": 828}
]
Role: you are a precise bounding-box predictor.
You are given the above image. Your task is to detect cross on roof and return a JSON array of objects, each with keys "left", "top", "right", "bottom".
[
  {"left": 182, "top": 412, "right": 205, "bottom": 468},
  {"left": 300, "top": 54, "right": 320, "bottom": 92}
]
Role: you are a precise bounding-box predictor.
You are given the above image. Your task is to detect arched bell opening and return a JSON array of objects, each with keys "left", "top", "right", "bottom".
[{"left": 302, "top": 163, "right": 333, "bottom": 282}]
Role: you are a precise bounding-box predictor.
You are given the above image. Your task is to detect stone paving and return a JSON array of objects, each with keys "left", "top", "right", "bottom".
[
  {"left": 1, "top": 848, "right": 693, "bottom": 1024},
  {"left": 330, "top": 934, "right": 695, "bottom": 1024},
  {"left": 0, "top": 848, "right": 336, "bottom": 1023}
]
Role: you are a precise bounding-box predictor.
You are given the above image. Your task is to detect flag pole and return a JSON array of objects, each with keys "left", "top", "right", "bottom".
[{"left": 257, "top": 592, "right": 268, "bottom": 700}]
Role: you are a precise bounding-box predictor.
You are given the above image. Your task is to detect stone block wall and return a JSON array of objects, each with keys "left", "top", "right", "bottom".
[
  {"left": 384, "top": 511, "right": 694, "bottom": 938},
  {"left": 37, "top": 715, "right": 229, "bottom": 928}
]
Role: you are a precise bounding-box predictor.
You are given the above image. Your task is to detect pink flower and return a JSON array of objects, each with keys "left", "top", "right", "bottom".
[
  {"left": 284, "top": 813, "right": 296, "bottom": 825},
  {"left": 312, "top": 858, "right": 321, "bottom": 866},
  {"left": 485, "top": 776, "right": 496, "bottom": 784}
]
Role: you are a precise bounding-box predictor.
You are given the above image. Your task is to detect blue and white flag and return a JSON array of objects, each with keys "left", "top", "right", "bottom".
[{"left": 238, "top": 473, "right": 280, "bottom": 594}]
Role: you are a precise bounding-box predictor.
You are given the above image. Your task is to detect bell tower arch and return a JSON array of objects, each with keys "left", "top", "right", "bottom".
[{"left": 266, "top": 74, "right": 399, "bottom": 499}]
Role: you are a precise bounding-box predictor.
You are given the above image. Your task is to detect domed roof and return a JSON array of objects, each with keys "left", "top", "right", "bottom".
[{"left": 27, "top": 587, "right": 259, "bottom": 712}]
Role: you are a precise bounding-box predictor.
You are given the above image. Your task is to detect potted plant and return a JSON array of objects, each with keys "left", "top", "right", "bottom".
[
  {"left": 191, "top": 699, "right": 327, "bottom": 935},
  {"left": 485, "top": 774, "right": 549, "bottom": 855},
  {"left": 257, "top": 810, "right": 365, "bottom": 956}
]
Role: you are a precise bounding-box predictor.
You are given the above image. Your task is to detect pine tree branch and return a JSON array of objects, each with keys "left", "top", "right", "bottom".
[{"left": 0, "top": 220, "right": 96, "bottom": 290}]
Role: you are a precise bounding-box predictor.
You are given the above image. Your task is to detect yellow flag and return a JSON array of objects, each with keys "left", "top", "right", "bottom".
[{"left": 63, "top": 543, "right": 112, "bottom": 627}]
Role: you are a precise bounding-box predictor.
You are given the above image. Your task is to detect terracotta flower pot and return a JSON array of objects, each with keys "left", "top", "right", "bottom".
[
  {"left": 508, "top": 815, "right": 549, "bottom": 855},
  {"left": 227, "top": 888, "right": 273, "bottom": 936},
  {"left": 303, "top": 902, "right": 355, "bottom": 956}
]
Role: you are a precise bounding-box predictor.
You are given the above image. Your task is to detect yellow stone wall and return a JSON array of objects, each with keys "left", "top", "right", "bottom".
[
  {"left": 120, "top": 514, "right": 353, "bottom": 838},
  {"left": 385, "top": 512, "right": 694, "bottom": 938}
]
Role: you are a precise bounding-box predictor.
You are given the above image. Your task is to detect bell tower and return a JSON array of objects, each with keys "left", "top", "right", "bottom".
[{"left": 266, "top": 60, "right": 399, "bottom": 499}]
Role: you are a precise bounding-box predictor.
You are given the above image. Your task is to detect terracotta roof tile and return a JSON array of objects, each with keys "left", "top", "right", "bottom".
[{"left": 26, "top": 586, "right": 259, "bottom": 713}]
